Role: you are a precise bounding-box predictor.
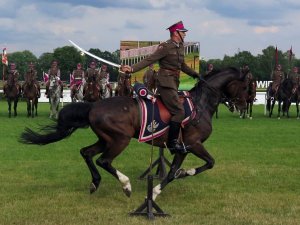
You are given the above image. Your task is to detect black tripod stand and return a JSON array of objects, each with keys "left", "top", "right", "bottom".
[{"left": 139, "top": 147, "right": 171, "bottom": 180}]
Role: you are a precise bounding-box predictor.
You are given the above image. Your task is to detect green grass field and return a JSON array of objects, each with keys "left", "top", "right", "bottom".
[{"left": 0, "top": 101, "right": 299, "bottom": 225}]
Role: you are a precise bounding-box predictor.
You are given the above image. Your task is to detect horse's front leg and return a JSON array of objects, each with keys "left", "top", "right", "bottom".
[
  {"left": 296, "top": 101, "right": 299, "bottom": 119},
  {"left": 13, "top": 99, "right": 18, "bottom": 117},
  {"left": 249, "top": 102, "right": 253, "bottom": 119},
  {"left": 277, "top": 100, "right": 282, "bottom": 119},
  {"left": 152, "top": 153, "right": 187, "bottom": 201},
  {"left": 27, "top": 100, "right": 31, "bottom": 117},
  {"left": 169, "top": 141, "right": 215, "bottom": 180}
]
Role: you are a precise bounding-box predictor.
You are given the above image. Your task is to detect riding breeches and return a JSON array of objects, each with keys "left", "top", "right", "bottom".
[{"left": 157, "top": 86, "right": 185, "bottom": 123}]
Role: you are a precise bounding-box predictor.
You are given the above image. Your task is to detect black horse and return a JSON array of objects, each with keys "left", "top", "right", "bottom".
[
  {"left": 267, "top": 78, "right": 294, "bottom": 118},
  {"left": 20, "top": 68, "right": 246, "bottom": 201},
  {"left": 284, "top": 84, "right": 300, "bottom": 119}
]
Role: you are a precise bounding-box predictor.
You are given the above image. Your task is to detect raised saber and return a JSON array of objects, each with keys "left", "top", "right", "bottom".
[{"left": 68, "top": 40, "right": 121, "bottom": 69}]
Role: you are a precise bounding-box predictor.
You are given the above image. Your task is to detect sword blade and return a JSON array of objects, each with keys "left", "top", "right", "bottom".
[{"left": 68, "top": 40, "right": 121, "bottom": 68}]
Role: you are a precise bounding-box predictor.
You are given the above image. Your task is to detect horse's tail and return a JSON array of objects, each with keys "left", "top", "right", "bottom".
[{"left": 20, "top": 102, "right": 92, "bottom": 145}]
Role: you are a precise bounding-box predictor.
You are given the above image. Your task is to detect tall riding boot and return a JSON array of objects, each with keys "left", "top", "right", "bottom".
[{"left": 167, "top": 121, "right": 187, "bottom": 154}]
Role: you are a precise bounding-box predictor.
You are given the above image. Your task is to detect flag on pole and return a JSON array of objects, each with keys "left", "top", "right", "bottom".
[
  {"left": 2, "top": 48, "right": 8, "bottom": 66},
  {"left": 43, "top": 71, "right": 49, "bottom": 83},
  {"left": 289, "top": 46, "right": 293, "bottom": 62},
  {"left": 69, "top": 73, "right": 74, "bottom": 85},
  {"left": 275, "top": 46, "right": 278, "bottom": 67}
]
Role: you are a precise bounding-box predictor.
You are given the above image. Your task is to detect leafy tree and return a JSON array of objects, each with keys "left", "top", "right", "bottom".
[{"left": 53, "top": 46, "right": 83, "bottom": 82}]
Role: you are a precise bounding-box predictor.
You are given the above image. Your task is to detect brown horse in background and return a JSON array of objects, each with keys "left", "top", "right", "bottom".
[
  {"left": 3, "top": 75, "right": 20, "bottom": 117},
  {"left": 245, "top": 78, "right": 257, "bottom": 119},
  {"left": 20, "top": 68, "right": 246, "bottom": 201},
  {"left": 83, "top": 81, "right": 100, "bottom": 102},
  {"left": 115, "top": 73, "right": 133, "bottom": 97},
  {"left": 23, "top": 77, "right": 39, "bottom": 118}
]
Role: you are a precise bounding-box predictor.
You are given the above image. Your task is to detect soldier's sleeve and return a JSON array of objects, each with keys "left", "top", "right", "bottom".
[
  {"left": 181, "top": 62, "right": 199, "bottom": 78},
  {"left": 131, "top": 43, "right": 168, "bottom": 73}
]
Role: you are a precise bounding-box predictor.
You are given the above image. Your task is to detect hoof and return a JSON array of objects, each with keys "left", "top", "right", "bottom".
[
  {"left": 89, "top": 182, "right": 98, "bottom": 194},
  {"left": 123, "top": 188, "right": 131, "bottom": 197}
]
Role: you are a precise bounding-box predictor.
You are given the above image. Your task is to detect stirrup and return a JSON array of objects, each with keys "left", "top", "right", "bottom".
[{"left": 164, "top": 141, "right": 190, "bottom": 154}]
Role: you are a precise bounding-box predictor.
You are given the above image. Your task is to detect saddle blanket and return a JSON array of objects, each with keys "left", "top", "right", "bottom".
[{"left": 136, "top": 91, "right": 195, "bottom": 142}]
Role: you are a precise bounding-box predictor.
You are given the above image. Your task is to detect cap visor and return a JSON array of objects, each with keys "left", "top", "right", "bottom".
[{"left": 177, "top": 28, "right": 188, "bottom": 32}]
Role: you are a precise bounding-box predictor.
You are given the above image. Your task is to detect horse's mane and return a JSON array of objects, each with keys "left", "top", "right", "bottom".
[
  {"left": 190, "top": 67, "right": 241, "bottom": 93},
  {"left": 203, "top": 67, "right": 240, "bottom": 80}
]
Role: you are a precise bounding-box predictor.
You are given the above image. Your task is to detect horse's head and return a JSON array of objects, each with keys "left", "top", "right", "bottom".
[
  {"left": 223, "top": 80, "right": 247, "bottom": 112},
  {"left": 49, "top": 76, "right": 58, "bottom": 89}
]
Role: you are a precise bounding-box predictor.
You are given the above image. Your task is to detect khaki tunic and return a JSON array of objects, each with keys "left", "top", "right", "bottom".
[
  {"left": 7, "top": 70, "right": 20, "bottom": 83},
  {"left": 271, "top": 70, "right": 284, "bottom": 92},
  {"left": 73, "top": 69, "right": 84, "bottom": 80},
  {"left": 131, "top": 39, "right": 198, "bottom": 122},
  {"left": 25, "top": 69, "right": 38, "bottom": 83},
  {"left": 85, "top": 68, "right": 99, "bottom": 83},
  {"left": 48, "top": 67, "right": 61, "bottom": 79}
]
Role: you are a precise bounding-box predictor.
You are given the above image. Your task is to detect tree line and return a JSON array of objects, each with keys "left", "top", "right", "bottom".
[
  {"left": 201, "top": 46, "right": 300, "bottom": 80},
  {"left": 1, "top": 46, "right": 121, "bottom": 83},
  {"left": 1, "top": 45, "right": 299, "bottom": 83}
]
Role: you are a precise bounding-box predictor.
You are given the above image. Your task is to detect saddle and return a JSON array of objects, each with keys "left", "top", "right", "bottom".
[{"left": 134, "top": 83, "right": 195, "bottom": 142}]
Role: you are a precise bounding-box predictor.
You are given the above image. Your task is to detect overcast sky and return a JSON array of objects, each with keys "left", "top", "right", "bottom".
[{"left": 1, "top": 0, "right": 300, "bottom": 60}]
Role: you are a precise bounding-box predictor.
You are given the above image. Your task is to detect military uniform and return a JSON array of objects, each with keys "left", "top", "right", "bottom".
[
  {"left": 71, "top": 68, "right": 84, "bottom": 87},
  {"left": 83, "top": 63, "right": 100, "bottom": 96},
  {"left": 3, "top": 63, "right": 21, "bottom": 96},
  {"left": 288, "top": 68, "right": 300, "bottom": 93},
  {"left": 45, "top": 61, "right": 63, "bottom": 98},
  {"left": 85, "top": 67, "right": 99, "bottom": 83},
  {"left": 132, "top": 39, "right": 198, "bottom": 122},
  {"left": 271, "top": 68, "right": 284, "bottom": 94}
]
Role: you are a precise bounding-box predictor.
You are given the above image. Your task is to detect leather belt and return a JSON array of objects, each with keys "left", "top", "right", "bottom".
[{"left": 159, "top": 68, "right": 180, "bottom": 76}]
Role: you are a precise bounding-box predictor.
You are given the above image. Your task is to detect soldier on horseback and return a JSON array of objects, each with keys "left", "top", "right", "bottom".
[
  {"left": 22, "top": 62, "right": 41, "bottom": 98},
  {"left": 83, "top": 61, "right": 100, "bottom": 98},
  {"left": 288, "top": 66, "right": 300, "bottom": 94},
  {"left": 242, "top": 64, "right": 254, "bottom": 92},
  {"left": 3, "top": 62, "right": 21, "bottom": 97},
  {"left": 269, "top": 64, "right": 285, "bottom": 98},
  {"left": 45, "top": 60, "right": 63, "bottom": 98},
  {"left": 98, "top": 64, "right": 112, "bottom": 95},
  {"left": 70, "top": 63, "right": 85, "bottom": 99},
  {"left": 121, "top": 21, "right": 200, "bottom": 154}
]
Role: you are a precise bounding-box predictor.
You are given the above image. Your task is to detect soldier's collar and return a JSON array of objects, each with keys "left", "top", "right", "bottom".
[{"left": 171, "top": 40, "right": 180, "bottom": 47}]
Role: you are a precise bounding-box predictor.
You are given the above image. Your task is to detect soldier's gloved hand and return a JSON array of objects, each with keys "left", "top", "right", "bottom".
[{"left": 120, "top": 65, "right": 132, "bottom": 74}]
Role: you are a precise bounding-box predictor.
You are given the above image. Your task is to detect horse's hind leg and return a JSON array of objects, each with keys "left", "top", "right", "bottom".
[
  {"left": 80, "top": 140, "right": 105, "bottom": 194},
  {"left": 95, "top": 137, "right": 132, "bottom": 197}
]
